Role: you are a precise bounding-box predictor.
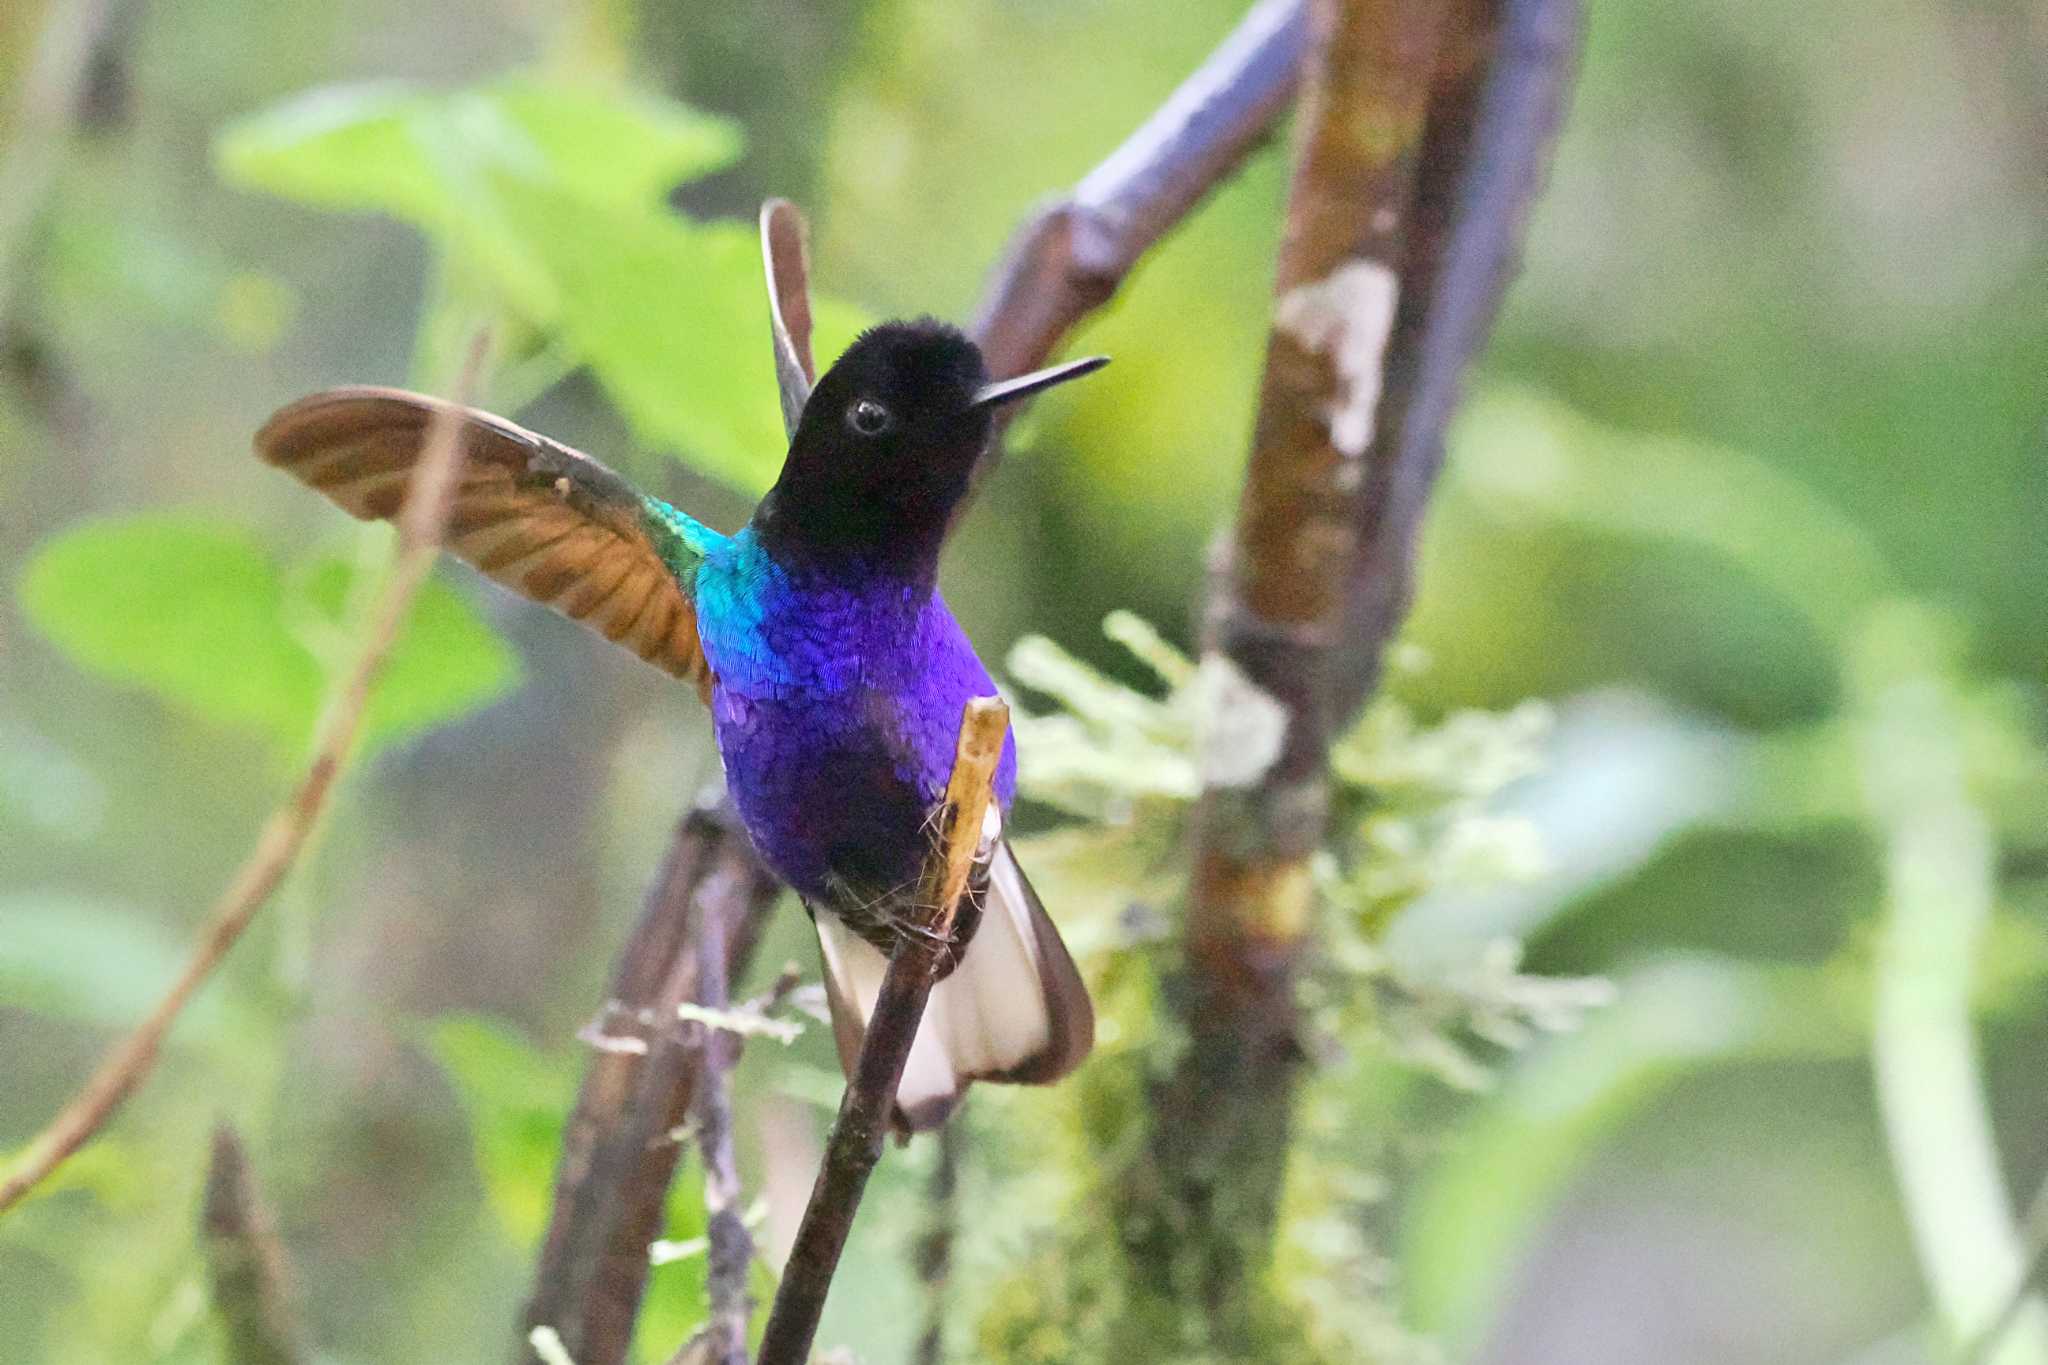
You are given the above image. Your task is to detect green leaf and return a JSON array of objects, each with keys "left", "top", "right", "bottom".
[
  {"left": 486, "top": 80, "right": 742, "bottom": 208},
  {"left": 490, "top": 179, "right": 869, "bottom": 491},
  {"left": 218, "top": 75, "right": 870, "bottom": 493},
  {"left": 294, "top": 558, "right": 521, "bottom": 754},
  {"left": 215, "top": 78, "right": 743, "bottom": 320},
  {"left": 17, "top": 515, "right": 323, "bottom": 744},
  {"left": 215, "top": 77, "right": 740, "bottom": 218},
  {"left": 0, "top": 891, "right": 243, "bottom": 1039},
  {"left": 16, "top": 513, "right": 520, "bottom": 760},
  {"left": 425, "top": 1013, "right": 576, "bottom": 1248}
]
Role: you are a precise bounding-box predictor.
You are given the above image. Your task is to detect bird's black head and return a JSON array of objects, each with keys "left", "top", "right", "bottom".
[{"left": 754, "top": 317, "right": 1104, "bottom": 577}]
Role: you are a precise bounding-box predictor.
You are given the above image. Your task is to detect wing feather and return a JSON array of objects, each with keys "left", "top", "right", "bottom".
[{"left": 256, "top": 386, "right": 718, "bottom": 696}]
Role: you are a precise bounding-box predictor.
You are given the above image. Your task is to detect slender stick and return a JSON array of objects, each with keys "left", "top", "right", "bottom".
[
  {"left": 519, "top": 800, "right": 776, "bottom": 1365},
  {"left": 754, "top": 698, "right": 1011, "bottom": 1365},
  {"left": 680, "top": 874, "right": 757, "bottom": 1365},
  {"left": 0, "top": 335, "right": 486, "bottom": 1219},
  {"left": 202, "top": 1124, "right": 309, "bottom": 1365}
]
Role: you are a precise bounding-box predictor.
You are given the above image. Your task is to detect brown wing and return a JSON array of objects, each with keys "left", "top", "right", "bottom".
[{"left": 255, "top": 386, "right": 714, "bottom": 697}]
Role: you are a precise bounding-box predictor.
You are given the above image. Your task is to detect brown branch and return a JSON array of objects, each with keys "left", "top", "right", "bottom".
[
  {"left": 755, "top": 698, "right": 1011, "bottom": 1365},
  {"left": 1331, "top": 0, "right": 1584, "bottom": 717},
  {"left": 201, "top": 1124, "right": 309, "bottom": 1365},
  {"left": 968, "top": 0, "right": 1308, "bottom": 405},
  {"left": 519, "top": 798, "right": 777, "bottom": 1365},
  {"left": 1125, "top": 0, "right": 1460, "bottom": 1348},
  {"left": 0, "top": 335, "right": 486, "bottom": 1219},
  {"left": 670, "top": 864, "right": 757, "bottom": 1365}
]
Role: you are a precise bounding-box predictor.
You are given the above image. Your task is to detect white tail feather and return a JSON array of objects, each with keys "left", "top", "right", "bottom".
[{"left": 813, "top": 839, "right": 1093, "bottom": 1131}]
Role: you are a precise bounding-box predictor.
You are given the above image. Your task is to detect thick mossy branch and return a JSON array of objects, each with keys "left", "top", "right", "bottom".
[
  {"left": 985, "top": 618, "right": 1593, "bottom": 1362},
  {"left": 1133, "top": 0, "right": 1457, "bottom": 1348}
]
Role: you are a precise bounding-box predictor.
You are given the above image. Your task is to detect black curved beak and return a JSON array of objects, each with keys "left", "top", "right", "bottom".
[{"left": 967, "top": 355, "right": 1110, "bottom": 411}]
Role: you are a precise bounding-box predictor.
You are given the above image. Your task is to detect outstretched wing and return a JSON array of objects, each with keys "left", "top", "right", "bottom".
[{"left": 256, "top": 386, "right": 719, "bottom": 696}]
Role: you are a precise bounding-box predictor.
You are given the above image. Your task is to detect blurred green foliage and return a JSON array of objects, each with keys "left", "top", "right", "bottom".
[
  {"left": 19, "top": 513, "right": 519, "bottom": 761},
  {"left": 2, "top": 1, "right": 2045, "bottom": 1364},
  {"left": 218, "top": 74, "right": 867, "bottom": 489}
]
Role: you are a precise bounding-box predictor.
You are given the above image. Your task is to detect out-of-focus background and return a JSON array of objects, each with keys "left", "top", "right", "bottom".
[{"left": 3, "top": 1, "right": 2045, "bottom": 1362}]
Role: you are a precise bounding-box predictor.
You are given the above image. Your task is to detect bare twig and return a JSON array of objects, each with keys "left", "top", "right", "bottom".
[
  {"left": 912, "top": 1119, "right": 963, "bottom": 1365},
  {"left": 0, "top": 335, "right": 486, "bottom": 1219},
  {"left": 519, "top": 799, "right": 777, "bottom": 1365},
  {"left": 968, "top": 0, "right": 1308, "bottom": 425},
  {"left": 201, "top": 1124, "right": 308, "bottom": 1365},
  {"left": 672, "top": 861, "right": 758, "bottom": 1365},
  {"left": 754, "top": 698, "right": 1011, "bottom": 1365}
]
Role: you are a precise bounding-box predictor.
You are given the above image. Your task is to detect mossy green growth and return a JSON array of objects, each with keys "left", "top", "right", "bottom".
[{"left": 958, "top": 618, "right": 1608, "bottom": 1362}]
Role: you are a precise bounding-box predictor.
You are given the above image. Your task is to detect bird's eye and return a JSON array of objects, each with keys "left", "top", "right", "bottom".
[{"left": 847, "top": 399, "right": 893, "bottom": 436}]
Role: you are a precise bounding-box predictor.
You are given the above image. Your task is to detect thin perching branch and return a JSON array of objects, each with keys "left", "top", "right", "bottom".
[
  {"left": 754, "top": 698, "right": 1012, "bottom": 1365},
  {"left": 0, "top": 335, "right": 486, "bottom": 1218},
  {"left": 202, "top": 1124, "right": 309, "bottom": 1365}
]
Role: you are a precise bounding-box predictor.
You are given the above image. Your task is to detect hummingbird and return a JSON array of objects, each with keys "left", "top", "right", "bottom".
[{"left": 255, "top": 318, "right": 1103, "bottom": 1130}]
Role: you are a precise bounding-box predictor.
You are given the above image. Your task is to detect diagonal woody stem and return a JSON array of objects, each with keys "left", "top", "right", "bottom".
[
  {"left": 969, "top": 0, "right": 1310, "bottom": 414},
  {"left": 0, "top": 334, "right": 487, "bottom": 1219}
]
